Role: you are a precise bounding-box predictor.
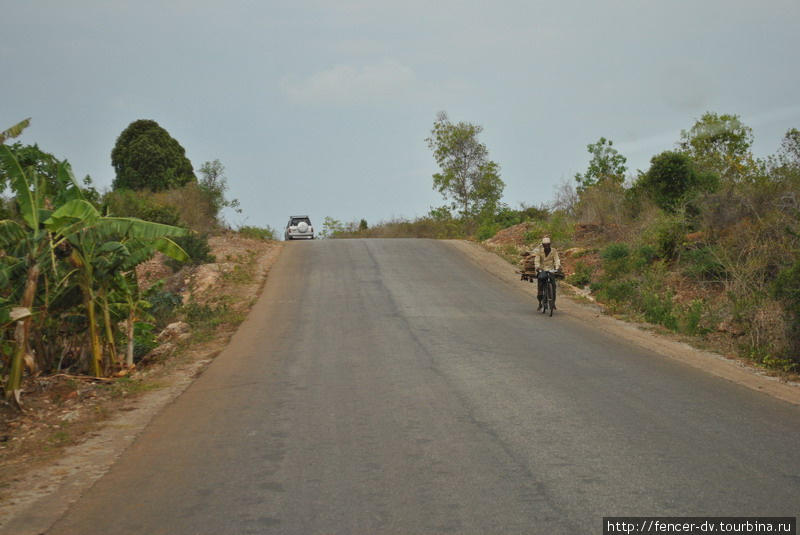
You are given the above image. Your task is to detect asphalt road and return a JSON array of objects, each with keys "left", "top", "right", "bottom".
[{"left": 47, "top": 239, "right": 800, "bottom": 535}]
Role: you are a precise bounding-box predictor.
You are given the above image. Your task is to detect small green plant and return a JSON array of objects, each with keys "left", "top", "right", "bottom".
[
  {"left": 680, "top": 299, "right": 707, "bottom": 335},
  {"left": 682, "top": 246, "right": 726, "bottom": 280},
  {"left": 601, "top": 242, "right": 630, "bottom": 261},
  {"left": 641, "top": 289, "right": 679, "bottom": 331},
  {"left": 635, "top": 244, "right": 657, "bottom": 267},
  {"left": 100, "top": 376, "right": 161, "bottom": 398},
  {"left": 568, "top": 260, "right": 593, "bottom": 287},
  {"left": 598, "top": 279, "right": 638, "bottom": 303},
  {"left": 133, "top": 322, "right": 158, "bottom": 362},
  {"left": 238, "top": 225, "right": 278, "bottom": 241},
  {"left": 645, "top": 211, "right": 689, "bottom": 260},
  {"left": 182, "top": 301, "right": 230, "bottom": 330},
  {"left": 476, "top": 221, "right": 500, "bottom": 241},
  {"left": 601, "top": 242, "right": 631, "bottom": 277},
  {"left": 145, "top": 287, "right": 183, "bottom": 329},
  {"left": 222, "top": 264, "right": 253, "bottom": 284},
  {"left": 166, "top": 232, "right": 215, "bottom": 271}
]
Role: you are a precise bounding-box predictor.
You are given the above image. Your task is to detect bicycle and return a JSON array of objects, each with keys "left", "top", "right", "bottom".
[{"left": 537, "top": 269, "right": 561, "bottom": 316}]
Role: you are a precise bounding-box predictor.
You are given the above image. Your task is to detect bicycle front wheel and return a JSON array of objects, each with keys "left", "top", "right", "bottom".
[{"left": 546, "top": 281, "right": 555, "bottom": 316}]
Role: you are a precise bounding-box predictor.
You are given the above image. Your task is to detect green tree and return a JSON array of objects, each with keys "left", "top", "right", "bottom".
[
  {"left": 574, "top": 137, "right": 628, "bottom": 193},
  {"left": 198, "top": 159, "right": 241, "bottom": 224},
  {"left": 111, "top": 119, "right": 196, "bottom": 192},
  {"left": 678, "top": 112, "right": 754, "bottom": 182},
  {"left": 637, "top": 151, "right": 718, "bottom": 212},
  {"left": 426, "top": 111, "right": 504, "bottom": 235}
]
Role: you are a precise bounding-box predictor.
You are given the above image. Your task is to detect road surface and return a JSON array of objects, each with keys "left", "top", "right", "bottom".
[{"left": 46, "top": 239, "right": 800, "bottom": 534}]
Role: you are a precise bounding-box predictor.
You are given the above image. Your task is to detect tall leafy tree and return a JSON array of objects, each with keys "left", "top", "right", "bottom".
[
  {"left": 574, "top": 137, "right": 628, "bottom": 193},
  {"left": 111, "top": 119, "right": 196, "bottom": 192},
  {"left": 198, "top": 159, "right": 241, "bottom": 224},
  {"left": 426, "top": 111, "right": 504, "bottom": 235},
  {"left": 678, "top": 112, "right": 754, "bottom": 183},
  {"left": 636, "top": 151, "right": 718, "bottom": 212}
]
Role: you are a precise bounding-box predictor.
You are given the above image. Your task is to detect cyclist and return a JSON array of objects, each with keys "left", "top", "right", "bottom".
[{"left": 534, "top": 237, "right": 561, "bottom": 311}]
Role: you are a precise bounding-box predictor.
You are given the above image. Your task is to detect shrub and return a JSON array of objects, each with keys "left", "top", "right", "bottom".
[
  {"left": 182, "top": 301, "right": 228, "bottom": 329},
  {"left": 133, "top": 322, "right": 158, "bottom": 362},
  {"left": 641, "top": 290, "right": 678, "bottom": 331},
  {"left": 679, "top": 299, "right": 707, "bottom": 335},
  {"left": 155, "top": 182, "right": 219, "bottom": 233},
  {"left": 476, "top": 221, "right": 500, "bottom": 241},
  {"left": 601, "top": 242, "right": 631, "bottom": 277},
  {"left": 521, "top": 213, "right": 575, "bottom": 247},
  {"left": 598, "top": 279, "right": 638, "bottom": 303},
  {"left": 635, "top": 244, "right": 658, "bottom": 269},
  {"left": 166, "top": 233, "right": 215, "bottom": 271},
  {"left": 771, "top": 259, "right": 800, "bottom": 359},
  {"left": 568, "top": 260, "right": 593, "bottom": 287},
  {"left": 238, "top": 225, "right": 278, "bottom": 241},
  {"left": 636, "top": 151, "right": 718, "bottom": 212},
  {"left": 104, "top": 189, "right": 181, "bottom": 226},
  {"left": 682, "top": 246, "right": 727, "bottom": 280},
  {"left": 646, "top": 212, "right": 688, "bottom": 260},
  {"left": 145, "top": 287, "right": 183, "bottom": 328},
  {"left": 601, "top": 242, "right": 630, "bottom": 261}
]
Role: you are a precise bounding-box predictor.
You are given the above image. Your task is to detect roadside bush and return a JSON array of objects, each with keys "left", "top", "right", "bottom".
[
  {"left": 521, "top": 212, "right": 576, "bottom": 247},
  {"left": 476, "top": 221, "right": 501, "bottom": 242},
  {"left": 634, "top": 244, "right": 658, "bottom": 269},
  {"left": 238, "top": 225, "right": 278, "bottom": 241},
  {"left": 645, "top": 211, "right": 689, "bottom": 260},
  {"left": 682, "top": 246, "right": 727, "bottom": 281},
  {"left": 145, "top": 287, "right": 183, "bottom": 328},
  {"left": 601, "top": 242, "right": 631, "bottom": 277},
  {"left": 166, "top": 232, "right": 215, "bottom": 271},
  {"left": 641, "top": 289, "right": 679, "bottom": 331},
  {"left": 679, "top": 299, "right": 707, "bottom": 335},
  {"left": 182, "top": 301, "right": 229, "bottom": 329},
  {"left": 771, "top": 259, "right": 800, "bottom": 360},
  {"left": 133, "top": 322, "right": 158, "bottom": 362},
  {"left": 597, "top": 279, "right": 638, "bottom": 304},
  {"left": 155, "top": 182, "right": 219, "bottom": 233},
  {"left": 568, "top": 260, "right": 593, "bottom": 287},
  {"left": 104, "top": 189, "right": 182, "bottom": 226}
]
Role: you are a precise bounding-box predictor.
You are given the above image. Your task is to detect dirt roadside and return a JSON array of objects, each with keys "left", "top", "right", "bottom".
[{"left": 2, "top": 237, "right": 799, "bottom": 534}]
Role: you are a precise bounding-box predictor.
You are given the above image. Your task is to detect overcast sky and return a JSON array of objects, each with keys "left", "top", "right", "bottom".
[{"left": 2, "top": 1, "right": 799, "bottom": 234}]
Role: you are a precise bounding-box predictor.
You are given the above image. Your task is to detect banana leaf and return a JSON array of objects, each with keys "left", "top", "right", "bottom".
[
  {"left": 0, "top": 220, "right": 28, "bottom": 248},
  {"left": 0, "top": 145, "right": 38, "bottom": 230},
  {"left": 0, "top": 118, "right": 30, "bottom": 143},
  {"left": 57, "top": 161, "right": 86, "bottom": 203}
]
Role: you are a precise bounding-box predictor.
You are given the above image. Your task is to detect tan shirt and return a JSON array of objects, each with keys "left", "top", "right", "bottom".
[{"left": 534, "top": 248, "right": 561, "bottom": 272}]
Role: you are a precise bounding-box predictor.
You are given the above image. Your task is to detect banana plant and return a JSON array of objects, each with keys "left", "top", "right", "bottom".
[
  {"left": 0, "top": 143, "right": 55, "bottom": 404},
  {"left": 45, "top": 199, "right": 188, "bottom": 377}
]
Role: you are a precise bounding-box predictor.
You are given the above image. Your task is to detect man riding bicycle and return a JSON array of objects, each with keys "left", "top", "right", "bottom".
[{"left": 534, "top": 237, "right": 561, "bottom": 311}]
